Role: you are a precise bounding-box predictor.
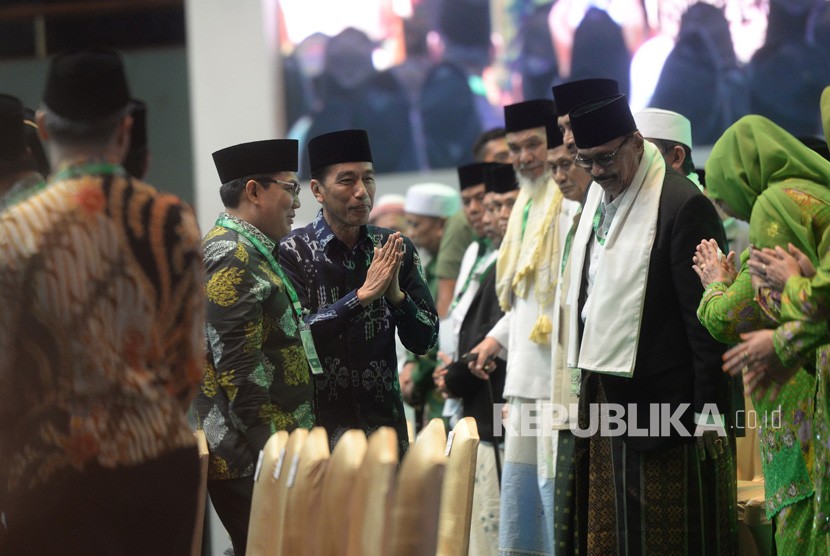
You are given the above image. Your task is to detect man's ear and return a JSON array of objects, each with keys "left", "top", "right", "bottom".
[
  {"left": 35, "top": 110, "right": 49, "bottom": 141},
  {"left": 629, "top": 132, "right": 646, "bottom": 155},
  {"left": 671, "top": 145, "right": 687, "bottom": 168},
  {"left": 310, "top": 179, "right": 325, "bottom": 204},
  {"left": 438, "top": 217, "right": 448, "bottom": 239},
  {"left": 244, "top": 179, "right": 260, "bottom": 205},
  {"left": 116, "top": 114, "right": 133, "bottom": 159},
  {"left": 119, "top": 114, "right": 133, "bottom": 147}
]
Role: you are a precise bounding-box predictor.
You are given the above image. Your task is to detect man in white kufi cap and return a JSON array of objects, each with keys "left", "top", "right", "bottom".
[
  {"left": 634, "top": 107, "right": 701, "bottom": 189},
  {"left": 369, "top": 193, "right": 407, "bottom": 231},
  {"left": 636, "top": 107, "right": 749, "bottom": 254},
  {"left": 400, "top": 182, "right": 460, "bottom": 427}
]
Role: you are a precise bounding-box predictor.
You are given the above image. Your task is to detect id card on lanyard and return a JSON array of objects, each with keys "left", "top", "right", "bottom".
[
  {"left": 215, "top": 216, "right": 324, "bottom": 376},
  {"left": 297, "top": 323, "right": 323, "bottom": 376}
]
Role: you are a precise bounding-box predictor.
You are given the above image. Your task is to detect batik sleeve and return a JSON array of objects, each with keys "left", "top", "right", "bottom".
[
  {"left": 204, "top": 235, "right": 274, "bottom": 452},
  {"left": 391, "top": 236, "right": 439, "bottom": 355},
  {"left": 697, "top": 264, "right": 774, "bottom": 345}
]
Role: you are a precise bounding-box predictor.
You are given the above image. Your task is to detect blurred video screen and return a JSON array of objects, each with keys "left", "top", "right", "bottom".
[{"left": 277, "top": 0, "right": 830, "bottom": 176}]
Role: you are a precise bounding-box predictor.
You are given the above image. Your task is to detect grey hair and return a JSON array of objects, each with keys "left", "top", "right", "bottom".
[{"left": 39, "top": 104, "right": 130, "bottom": 148}]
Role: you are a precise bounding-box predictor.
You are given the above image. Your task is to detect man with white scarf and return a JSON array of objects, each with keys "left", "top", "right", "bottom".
[
  {"left": 564, "top": 94, "right": 738, "bottom": 554},
  {"left": 471, "top": 99, "right": 578, "bottom": 555}
]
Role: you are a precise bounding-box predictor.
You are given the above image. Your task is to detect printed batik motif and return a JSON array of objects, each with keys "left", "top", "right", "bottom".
[
  {"left": 0, "top": 166, "right": 204, "bottom": 493},
  {"left": 194, "top": 213, "right": 314, "bottom": 481},
  {"left": 279, "top": 209, "right": 439, "bottom": 456}
]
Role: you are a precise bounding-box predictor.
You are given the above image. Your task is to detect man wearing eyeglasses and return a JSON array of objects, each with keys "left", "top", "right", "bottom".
[
  {"left": 194, "top": 139, "right": 315, "bottom": 556},
  {"left": 564, "top": 95, "right": 737, "bottom": 554}
]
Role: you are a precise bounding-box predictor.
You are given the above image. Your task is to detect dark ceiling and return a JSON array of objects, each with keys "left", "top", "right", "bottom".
[{"left": 0, "top": 0, "right": 185, "bottom": 59}]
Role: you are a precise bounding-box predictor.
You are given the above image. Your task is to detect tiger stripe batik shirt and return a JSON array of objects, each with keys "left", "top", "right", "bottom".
[{"left": 0, "top": 161, "right": 205, "bottom": 495}]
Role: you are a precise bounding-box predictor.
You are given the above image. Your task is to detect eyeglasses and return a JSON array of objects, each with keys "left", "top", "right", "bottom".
[
  {"left": 573, "top": 134, "right": 634, "bottom": 170},
  {"left": 261, "top": 178, "right": 301, "bottom": 197}
]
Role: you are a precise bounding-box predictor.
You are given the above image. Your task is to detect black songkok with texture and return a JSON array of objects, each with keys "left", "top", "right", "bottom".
[
  {"left": 552, "top": 78, "right": 619, "bottom": 117},
  {"left": 308, "top": 129, "right": 373, "bottom": 173},
  {"left": 485, "top": 163, "right": 518, "bottom": 194},
  {"left": 43, "top": 49, "right": 131, "bottom": 121},
  {"left": 504, "top": 99, "right": 555, "bottom": 133},
  {"left": 212, "top": 139, "right": 299, "bottom": 184},
  {"left": 570, "top": 94, "right": 637, "bottom": 149}
]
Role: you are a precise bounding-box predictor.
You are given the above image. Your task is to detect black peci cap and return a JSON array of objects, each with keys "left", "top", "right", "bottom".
[
  {"left": 504, "top": 99, "right": 555, "bottom": 133},
  {"left": 546, "top": 113, "right": 564, "bottom": 149},
  {"left": 307, "top": 129, "right": 373, "bottom": 173},
  {"left": 552, "top": 78, "right": 619, "bottom": 117},
  {"left": 570, "top": 94, "right": 637, "bottom": 149},
  {"left": 484, "top": 163, "right": 518, "bottom": 193},
  {"left": 457, "top": 162, "right": 498, "bottom": 190},
  {"left": 42, "top": 49, "right": 131, "bottom": 121},
  {"left": 212, "top": 139, "right": 299, "bottom": 184}
]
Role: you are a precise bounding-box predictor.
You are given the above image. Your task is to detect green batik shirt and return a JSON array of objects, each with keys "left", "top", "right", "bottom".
[{"left": 194, "top": 213, "right": 314, "bottom": 481}]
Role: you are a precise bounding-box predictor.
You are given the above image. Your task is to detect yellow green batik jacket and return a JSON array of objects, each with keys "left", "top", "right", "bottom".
[{"left": 194, "top": 213, "right": 314, "bottom": 481}]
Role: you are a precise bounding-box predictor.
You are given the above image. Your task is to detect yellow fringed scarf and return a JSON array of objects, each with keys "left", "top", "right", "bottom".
[{"left": 495, "top": 178, "right": 564, "bottom": 345}]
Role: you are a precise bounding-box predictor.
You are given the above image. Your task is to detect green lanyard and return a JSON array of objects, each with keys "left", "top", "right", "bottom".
[
  {"left": 216, "top": 216, "right": 303, "bottom": 320},
  {"left": 448, "top": 242, "right": 492, "bottom": 313},
  {"left": 591, "top": 203, "right": 606, "bottom": 246},
  {"left": 521, "top": 198, "right": 532, "bottom": 240},
  {"left": 3, "top": 178, "right": 47, "bottom": 208},
  {"left": 52, "top": 162, "right": 126, "bottom": 181},
  {"left": 215, "top": 216, "right": 324, "bottom": 376},
  {"left": 560, "top": 207, "right": 582, "bottom": 276}
]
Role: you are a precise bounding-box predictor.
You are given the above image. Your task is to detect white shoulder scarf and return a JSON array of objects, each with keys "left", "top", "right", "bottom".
[{"left": 566, "top": 141, "right": 666, "bottom": 377}]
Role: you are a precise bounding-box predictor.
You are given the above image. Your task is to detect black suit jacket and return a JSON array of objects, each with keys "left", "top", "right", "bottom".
[
  {"left": 443, "top": 265, "right": 506, "bottom": 442},
  {"left": 579, "top": 169, "right": 735, "bottom": 452}
]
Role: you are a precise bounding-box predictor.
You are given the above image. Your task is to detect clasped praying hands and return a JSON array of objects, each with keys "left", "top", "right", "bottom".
[
  {"left": 747, "top": 242, "right": 816, "bottom": 291},
  {"left": 692, "top": 238, "right": 736, "bottom": 288},
  {"left": 357, "top": 232, "right": 405, "bottom": 306}
]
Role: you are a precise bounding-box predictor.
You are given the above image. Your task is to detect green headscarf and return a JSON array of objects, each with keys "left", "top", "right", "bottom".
[
  {"left": 705, "top": 115, "right": 830, "bottom": 264},
  {"left": 823, "top": 85, "right": 830, "bottom": 153}
]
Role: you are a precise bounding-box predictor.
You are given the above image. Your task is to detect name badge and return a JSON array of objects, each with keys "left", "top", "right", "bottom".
[{"left": 299, "top": 322, "right": 324, "bottom": 375}]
